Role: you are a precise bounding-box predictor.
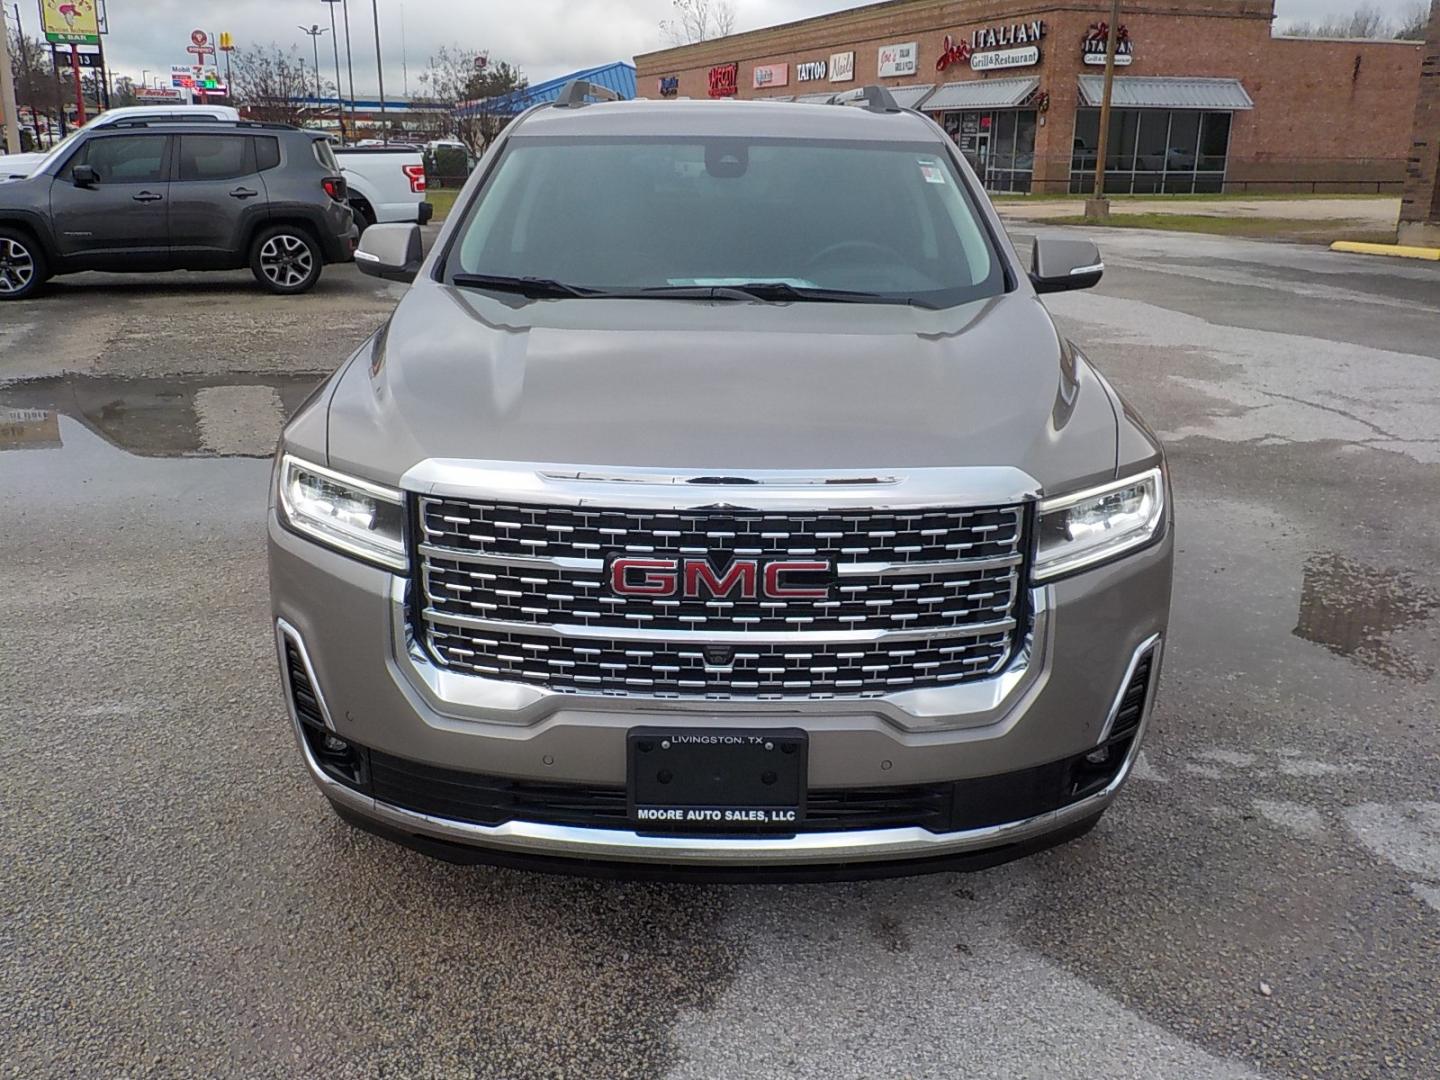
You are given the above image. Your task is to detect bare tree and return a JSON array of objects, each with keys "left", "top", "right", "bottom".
[
  {"left": 660, "top": 0, "right": 737, "bottom": 45},
  {"left": 1393, "top": 0, "right": 1434, "bottom": 38},
  {"left": 7, "top": 30, "right": 62, "bottom": 141},
  {"left": 1284, "top": 3, "right": 1393, "bottom": 38},
  {"left": 232, "top": 43, "right": 331, "bottom": 127},
  {"left": 416, "top": 47, "right": 526, "bottom": 152}
]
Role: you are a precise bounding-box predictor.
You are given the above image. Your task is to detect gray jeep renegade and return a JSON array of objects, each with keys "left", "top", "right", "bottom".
[
  {"left": 268, "top": 83, "right": 1173, "bottom": 879},
  {"left": 0, "top": 120, "right": 355, "bottom": 300}
]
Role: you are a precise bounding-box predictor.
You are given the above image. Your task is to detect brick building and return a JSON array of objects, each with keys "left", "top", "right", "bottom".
[{"left": 634, "top": 0, "right": 1425, "bottom": 195}]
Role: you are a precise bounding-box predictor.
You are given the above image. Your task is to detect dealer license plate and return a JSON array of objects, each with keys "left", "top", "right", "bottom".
[{"left": 627, "top": 728, "right": 807, "bottom": 831}]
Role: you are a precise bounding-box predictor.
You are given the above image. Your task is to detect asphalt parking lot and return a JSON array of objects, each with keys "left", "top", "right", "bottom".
[{"left": 2, "top": 231, "right": 1438, "bottom": 1079}]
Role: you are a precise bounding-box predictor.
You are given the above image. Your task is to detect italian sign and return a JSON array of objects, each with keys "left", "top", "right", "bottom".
[
  {"left": 41, "top": 0, "right": 100, "bottom": 45},
  {"left": 877, "top": 42, "right": 918, "bottom": 79},
  {"left": 971, "top": 46, "right": 1041, "bottom": 71},
  {"left": 1083, "top": 23, "right": 1135, "bottom": 65}
]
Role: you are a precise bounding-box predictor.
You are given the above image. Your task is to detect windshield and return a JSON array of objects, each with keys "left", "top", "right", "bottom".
[{"left": 448, "top": 136, "right": 1004, "bottom": 307}]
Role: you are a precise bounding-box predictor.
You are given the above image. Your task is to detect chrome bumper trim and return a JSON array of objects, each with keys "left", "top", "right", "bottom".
[{"left": 283, "top": 618, "right": 1145, "bottom": 868}]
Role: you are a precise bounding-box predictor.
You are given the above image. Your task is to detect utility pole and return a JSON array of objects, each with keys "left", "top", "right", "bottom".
[
  {"left": 0, "top": 1, "right": 21, "bottom": 152},
  {"left": 1085, "top": 0, "right": 1122, "bottom": 223},
  {"left": 370, "top": 0, "right": 387, "bottom": 142}
]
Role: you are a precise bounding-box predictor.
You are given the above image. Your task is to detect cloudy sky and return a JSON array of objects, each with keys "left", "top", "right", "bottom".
[{"left": 84, "top": 0, "right": 1425, "bottom": 93}]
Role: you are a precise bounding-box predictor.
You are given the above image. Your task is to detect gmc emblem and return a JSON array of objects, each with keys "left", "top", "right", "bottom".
[{"left": 608, "top": 556, "right": 832, "bottom": 600}]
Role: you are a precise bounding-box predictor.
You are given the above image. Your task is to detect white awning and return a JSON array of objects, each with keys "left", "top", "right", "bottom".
[
  {"left": 1077, "top": 76, "right": 1254, "bottom": 110},
  {"left": 923, "top": 77, "right": 1039, "bottom": 112},
  {"left": 793, "top": 91, "right": 837, "bottom": 103}
]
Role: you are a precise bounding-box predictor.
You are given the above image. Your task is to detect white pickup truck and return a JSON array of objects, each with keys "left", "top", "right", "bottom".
[{"left": 333, "top": 146, "right": 433, "bottom": 231}]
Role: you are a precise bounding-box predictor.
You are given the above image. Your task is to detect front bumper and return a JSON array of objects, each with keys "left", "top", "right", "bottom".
[{"left": 270, "top": 509, "right": 1171, "bottom": 873}]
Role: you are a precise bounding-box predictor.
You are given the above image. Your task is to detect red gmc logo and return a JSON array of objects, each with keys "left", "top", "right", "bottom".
[{"left": 609, "top": 557, "right": 832, "bottom": 600}]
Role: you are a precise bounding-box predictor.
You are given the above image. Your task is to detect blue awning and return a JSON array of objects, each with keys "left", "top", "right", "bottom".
[{"left": 457, "top": 61, "right": 637, "bottom": 117}]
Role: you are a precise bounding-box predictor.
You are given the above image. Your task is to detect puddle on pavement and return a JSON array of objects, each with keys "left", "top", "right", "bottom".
[
  {"left": 1293, "top": 552, "right": 1438, "bottom": 682},
  {"left": 0, "top": 373, "right": 325, "bottom": 458}
]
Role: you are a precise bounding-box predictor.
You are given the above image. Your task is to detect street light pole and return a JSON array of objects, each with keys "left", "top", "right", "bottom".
[
  {"left": 340, "top": 0, "right": 357, "bottom": 140},
  {"left": 299, "top": 24, "right": 328, "bottom": 127},
  {"left": 1085, "top": 0, "right": 1123, "bottom": 222},
  {"left": 321, "top": 0, "right": 346, "bottom": 143},
  {"left": 370, "top": 0, "right": 388, "bottom": 142}
]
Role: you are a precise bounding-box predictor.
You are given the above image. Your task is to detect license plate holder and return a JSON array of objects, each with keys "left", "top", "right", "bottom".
[{"left": 627, "top": 727, "right": 807, "bottom": 832}]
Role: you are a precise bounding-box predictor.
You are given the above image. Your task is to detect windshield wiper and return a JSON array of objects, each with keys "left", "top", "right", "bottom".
[
  {"left": 633, "top": 282, "right": 918, "bottom": 305},
  {"left": 450, "top": 273, "right": 602, "bottom": 299}
]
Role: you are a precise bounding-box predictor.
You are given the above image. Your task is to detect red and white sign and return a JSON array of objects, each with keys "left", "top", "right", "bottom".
[
  {"left": 1083, "top": 23, "right": 1135, "bottom": 65},
  {"left": 136, "top": 86, "right": 187, "bottom": 101},
  {"left": 752, "top": 62, "right": 789, "bottom": 89},
  {"left": 190, "top": 29, "right": 209, "bottom": 47},
  {"left": 708, "top": 62, "right": 738, "bottom": 98}
]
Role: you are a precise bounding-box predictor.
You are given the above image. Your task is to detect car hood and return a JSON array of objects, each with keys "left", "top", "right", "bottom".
[
  {"left": 325, "top": 283, "right": 1120, "bottom": 493},
  {"left": 0, "top": 153, "right": 45, "bottom": 180}
]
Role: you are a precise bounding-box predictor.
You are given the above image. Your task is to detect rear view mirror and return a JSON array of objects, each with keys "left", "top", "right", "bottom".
[
  {"left": 1030, "top": 237, "right": 1104, "bottom": 294},
  {"left": 72, "top": 164, "right": 100, "bottom": 188},
  {"left": 355, "top": 223, "right": 424, "bottom": 283}
]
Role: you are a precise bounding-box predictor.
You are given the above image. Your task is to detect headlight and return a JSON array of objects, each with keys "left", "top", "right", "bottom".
[
  {"left": 1033, "top": 467, "right": 1165, "bottom": 582},
  {"left": 277, "top": 454, "right": 407, "bottom": 571}
]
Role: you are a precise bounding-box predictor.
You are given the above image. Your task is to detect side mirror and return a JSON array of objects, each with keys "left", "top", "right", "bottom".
[
  {"left": 72, "top": 164, "right": 100, "bottom": 188},
  {"left": 355, "top": 223, "right": 424, "bottom": 283},
  {"left": 1030, "top": 237, "right": 1104, "bottom": 294}
]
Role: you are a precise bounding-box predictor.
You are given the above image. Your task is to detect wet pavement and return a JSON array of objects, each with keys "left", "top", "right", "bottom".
[{"left": 1, "top": 241, "right": 1438, "bottom": 1078}]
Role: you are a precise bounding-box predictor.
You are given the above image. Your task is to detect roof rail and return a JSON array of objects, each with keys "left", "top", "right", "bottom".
[
  {"left": 104, "top": 118, "right": 297, "bottom": 131},
  {"left": 553, "top": 79, "right": 621, "bottom": 108},
  {"left": 826, "top": 85, "right": 902, "bottom": 113}
]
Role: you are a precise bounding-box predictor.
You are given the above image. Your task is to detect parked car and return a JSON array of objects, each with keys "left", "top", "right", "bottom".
[
  {"left": 0, "top": 119, "right": 356, "bottom": 300},
  {"left": 0, "top": 104, "right": 241, "bottom": 180},
  {"left": 270, "top": 82, "right": 1172, "bottom": 879},
  {"left": 333, "top": 144, "right": 432, "bottom": 231}
]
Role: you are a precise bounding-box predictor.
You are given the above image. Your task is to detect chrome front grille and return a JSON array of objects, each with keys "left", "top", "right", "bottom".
[
  {"left": 414, "top": 493, "right": 1029, "bottom": 700},
  {"left": 421, "top": 500, "right": 1023, "bottom": 564}
]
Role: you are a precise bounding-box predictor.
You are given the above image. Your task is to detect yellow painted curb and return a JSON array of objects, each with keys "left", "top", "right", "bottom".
[{"left": 1330, "top": 241, "right": 1440, "bottom": 261}]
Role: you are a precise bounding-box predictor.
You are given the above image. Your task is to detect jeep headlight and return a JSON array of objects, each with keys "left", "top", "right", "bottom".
[
  {"left": 278, "top": 454, "right": 407, "bottom": 571},
  {"left": 1033, "top": 468, "right": 1165, "bottom": 582}
]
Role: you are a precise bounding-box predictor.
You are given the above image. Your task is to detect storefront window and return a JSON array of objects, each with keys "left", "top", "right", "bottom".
[
  {"left": 941, "top": 109, "right": 1036, "bottom": 194},
  {"left": 1070, "top": 108, "right": 1234, "bottom": 195}
]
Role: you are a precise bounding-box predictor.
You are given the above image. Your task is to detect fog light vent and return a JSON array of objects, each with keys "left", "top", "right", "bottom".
[{"left": 1110, "top": 651, "right": 1154, "bottom": 739}]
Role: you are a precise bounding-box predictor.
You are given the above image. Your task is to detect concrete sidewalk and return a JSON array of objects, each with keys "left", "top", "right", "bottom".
[{"left": 997, "top": 196, "right": 1400, "bottom": 228}]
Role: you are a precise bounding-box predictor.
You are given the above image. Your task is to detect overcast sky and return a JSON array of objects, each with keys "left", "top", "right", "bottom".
[{"left": 75, "top": 0, "right": 1426, "bottom": 93}]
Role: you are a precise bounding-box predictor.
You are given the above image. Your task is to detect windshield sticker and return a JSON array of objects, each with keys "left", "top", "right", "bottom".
[{"left": 918, "top": 158, "right": 947, "bottom": 184}]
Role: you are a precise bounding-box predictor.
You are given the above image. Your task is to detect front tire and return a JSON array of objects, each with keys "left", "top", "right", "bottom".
[
  {"left": 250, "top": 225, "right": 323, "bottom": 295},
  {"left": 0, "top": 228, "right": 46, "bottom": 301}
]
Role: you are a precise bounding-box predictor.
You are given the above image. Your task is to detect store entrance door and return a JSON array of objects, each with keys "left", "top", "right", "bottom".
[{"left": 944, "top": 109, "right": 1036, "bottom": 194}]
